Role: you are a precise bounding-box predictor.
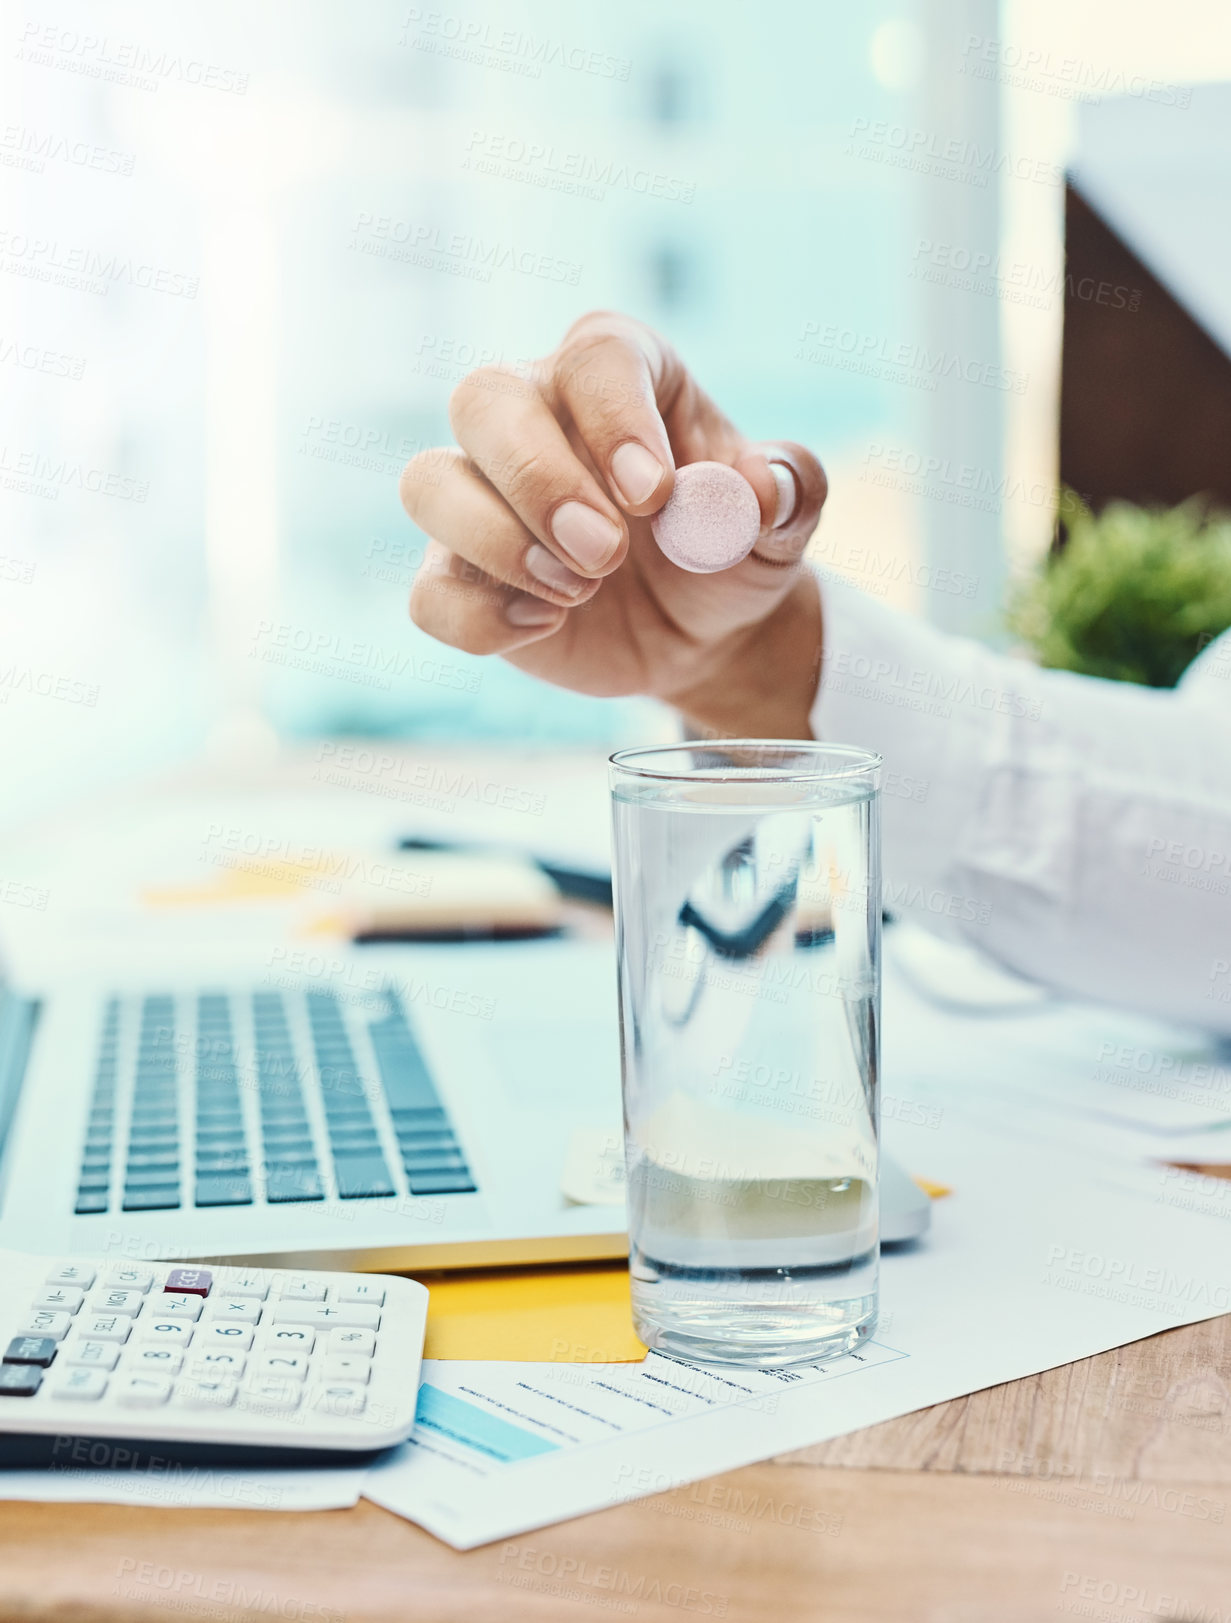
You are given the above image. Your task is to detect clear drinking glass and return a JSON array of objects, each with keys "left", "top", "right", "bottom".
[{"left": 610, "top": 741, "right": 882, "bottom": 1367}]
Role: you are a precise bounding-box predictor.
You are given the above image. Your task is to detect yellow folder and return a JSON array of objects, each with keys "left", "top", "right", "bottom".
[{"left": 419, "top": 1264, "right": 647, "bottom": 1363}]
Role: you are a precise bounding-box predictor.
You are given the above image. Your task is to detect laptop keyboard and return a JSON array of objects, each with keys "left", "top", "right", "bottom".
[
  {"left": 73, "top": 1000, "right": 120, "bottom": 1216},
  {"left": 72, "top": 988, "right": 477, "bottom": 1215}
]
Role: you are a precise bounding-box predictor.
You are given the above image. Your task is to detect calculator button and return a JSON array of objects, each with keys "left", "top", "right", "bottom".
[
  {"left": 323, "top": 1356, "right": 371, "bottom": 1384},
  {"left": 253, "top": 1352, "right": 310, "bottom": 1382},
  {"left": 52, "top": 1368, "right": 108, "bottom": 1401},
  {"left": 78, "top": 1314, "right": 133, "bottom": 1344},
  {"left": 327, "top": 1329, "right": 375, "bottom": 1358},
  {"left": 105, "top": 1266, "right": 153, "bottom": 1291},
  {"left": 45, "top": 1263, "right": 96, "bottom": 1289},
  {"left": 197, "top": 1324, "right": 254, "bottom": 1351},
  {"left": 115, "top": 1373, "right": 172, "bottom": 1408},
  {"left": 221, "top": 1274, "right": 268, "bottom": 1301},
  {"left": 164, "top": 1267, "right": 212, "bottom": 1298},
  {"left": 241, "top": 1377, "right": 301, "bottom": 1412},
  {"left": 0, "top": 1366, "right": 43, "bottom": 1397},
  {"left": 204, "top": 1297, "right": 262, "bottom": 1325},
  {"left": 129, "top": 1345, "right": 185, "bottom": 1374},
  {"left": 3, "top": 1336, "right": 58, "bottom": 1367},
  {"left": 136, "top": 1319, "right": 194, "bottom": 1345},
  {"left": 312, "top": 1383, "right": 366, "bottom": 1417},
  {"left": 272, "top": 1304, "right": 380, "bottom": 1331},
  {"left": 32, "top": 1287, "right": 85, "bottom": 1314},
  {"left": 17, "top": 1312, "right": 72, "bottom": 1341},
  {"left": 157, "top": 1294, "right": 203, "bottom": 1321},
  {"left": 177, "top": 1379, "right": 236, "bottom": 1409},
  {"left": 188, "top": 1352, "right": 246, "bottom": 1380},
  {"left": 274, "top": 1280, "right": 326, "bottom": 1302},
  {"left": 62, "top": 1340, "right": 120, "bottom": 1370},
  {"left": 87, "top": 1289, "right": 146, "bottom": 1317},
  {"left": 259, "top": 1326, "right": 315, "bottom": 1353},
  {"left": 333, "top": 1282, "right": 385, "bottom": 1307}
]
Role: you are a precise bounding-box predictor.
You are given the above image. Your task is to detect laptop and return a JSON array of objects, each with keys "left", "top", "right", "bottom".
[{"left": 0, "top": 937, "right": 929, "bottom": 1270}]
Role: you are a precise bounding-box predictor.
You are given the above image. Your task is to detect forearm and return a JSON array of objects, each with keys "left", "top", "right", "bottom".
[{"left": 813, "top": 577, "right": 1231, "bottom": 1032}]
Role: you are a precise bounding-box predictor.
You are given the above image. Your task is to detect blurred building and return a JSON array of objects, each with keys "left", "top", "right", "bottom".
[{"left": 1061, "top": 83, "right": 1231, "bottom": 513}]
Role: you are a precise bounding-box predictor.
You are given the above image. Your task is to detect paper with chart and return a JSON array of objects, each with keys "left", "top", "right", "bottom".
[
  {"left": 367, "top": 1076, "right": 1231, "bottom": 1548},
  {"left": 365, "top": 1341, "right": 905, "bottom": 1548}
]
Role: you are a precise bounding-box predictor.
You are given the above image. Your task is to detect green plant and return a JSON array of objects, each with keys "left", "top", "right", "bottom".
[{"left": 1008, "top": 493, "right": 1231, "bottom": 687}]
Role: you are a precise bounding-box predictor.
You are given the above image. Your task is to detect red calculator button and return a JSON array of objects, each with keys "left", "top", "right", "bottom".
[{"left": 164, "top": 1268, "right": 212, "bottom": 1298}]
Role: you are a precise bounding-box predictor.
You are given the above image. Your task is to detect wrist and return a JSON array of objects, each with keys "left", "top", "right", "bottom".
[{"left": 669, "top": 572, "right": 823, "bottom": 741}]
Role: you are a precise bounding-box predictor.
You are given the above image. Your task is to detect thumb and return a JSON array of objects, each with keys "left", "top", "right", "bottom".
[{"left": 734, "top": 441, "right": 828, "bottom": 564}]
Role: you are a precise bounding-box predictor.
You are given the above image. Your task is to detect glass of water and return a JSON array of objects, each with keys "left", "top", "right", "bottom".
[{"left": 610, "top": 740, "right": 882, "bottom": 1367}]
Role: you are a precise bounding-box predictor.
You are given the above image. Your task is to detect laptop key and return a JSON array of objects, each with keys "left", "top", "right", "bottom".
[
  {"left": 259, "top": 1150, "right": 316, "bottom": 1169},
  {"left": 122, "top": 1188, "right": 181, "bottom": 1212},
  {"left": 400, "top": 1161, "right": 468, "bottom": 1182},
  {"left": 405, "top": 1171, "right": 477, "bottom": 1195},
  {"left": 194, "top": 1175, "right": 253, "bottom": 1207},
  {"left": 75, "top": 1192, "right": 110, "bottom": 1214},
  {"left": 390, "top": 1109, "right": 449, "bottom": 1129},
  {"left": 261, "top": 1131, "right": 314, "bottom": 1149},
  {"left": 195, "top": 1141, "right": 246, "bottom": 1159},
  {"left": 332, "top": 1154, "right": 395, "bottom": 1200},
  {"left": 195, "top": 1166, "right": 250, "bottom": 1186},
  {"left": 265, "top": 1168, "right": 323, "bottom": 1203}
]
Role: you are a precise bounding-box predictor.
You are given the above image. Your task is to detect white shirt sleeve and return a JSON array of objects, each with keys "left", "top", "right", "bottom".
[{"left": 811, "top": 574, "right": 1231, "bottom": 1033}]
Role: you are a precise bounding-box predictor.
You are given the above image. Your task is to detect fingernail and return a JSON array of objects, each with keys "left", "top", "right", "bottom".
[
  {"left": 507, "top": 595, "right": 564, "bottom": 627},
  {"left": 770, "top": 463, "right": 798, "bottom": 528},
  {"left": 610, "top": 442, "right": 664, "bottom": 507},
  {"left": 550, "top": 501, "right": 621, "bottom": 570},
  {"left": 524, "top": 543, "right": 588, "bottom": 597}
]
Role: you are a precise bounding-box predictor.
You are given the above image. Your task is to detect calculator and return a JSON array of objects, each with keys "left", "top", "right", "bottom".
[{"left": 0, "top": 1252, "right": 428, "bottom": 1453}]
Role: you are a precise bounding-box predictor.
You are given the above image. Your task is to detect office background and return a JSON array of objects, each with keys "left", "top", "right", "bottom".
[{"left": 2, "top": 0, "right": 1228, "bottom": 829}]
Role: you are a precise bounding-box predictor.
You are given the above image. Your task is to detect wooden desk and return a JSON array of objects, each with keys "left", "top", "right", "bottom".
[
  {"left": 2, "top": 751, "right": 1228, "bottom": 1616},
  {"left": 3, "top": 1312, "right": 1229, "bottom": 1622}
]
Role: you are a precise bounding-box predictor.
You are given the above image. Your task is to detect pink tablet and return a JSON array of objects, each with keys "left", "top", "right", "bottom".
[{"left": 650, "top": 461, "right": 761, "bottom": 574}]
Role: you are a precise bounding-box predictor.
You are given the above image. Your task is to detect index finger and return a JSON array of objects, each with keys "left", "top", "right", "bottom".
[{"left": 548, "top": 315, "right": 680, "bottom": 516}]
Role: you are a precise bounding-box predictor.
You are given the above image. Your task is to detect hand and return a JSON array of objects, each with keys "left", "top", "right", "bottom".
[{"left": 400, "top": 311, "right": 827, "bottom": 737}]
